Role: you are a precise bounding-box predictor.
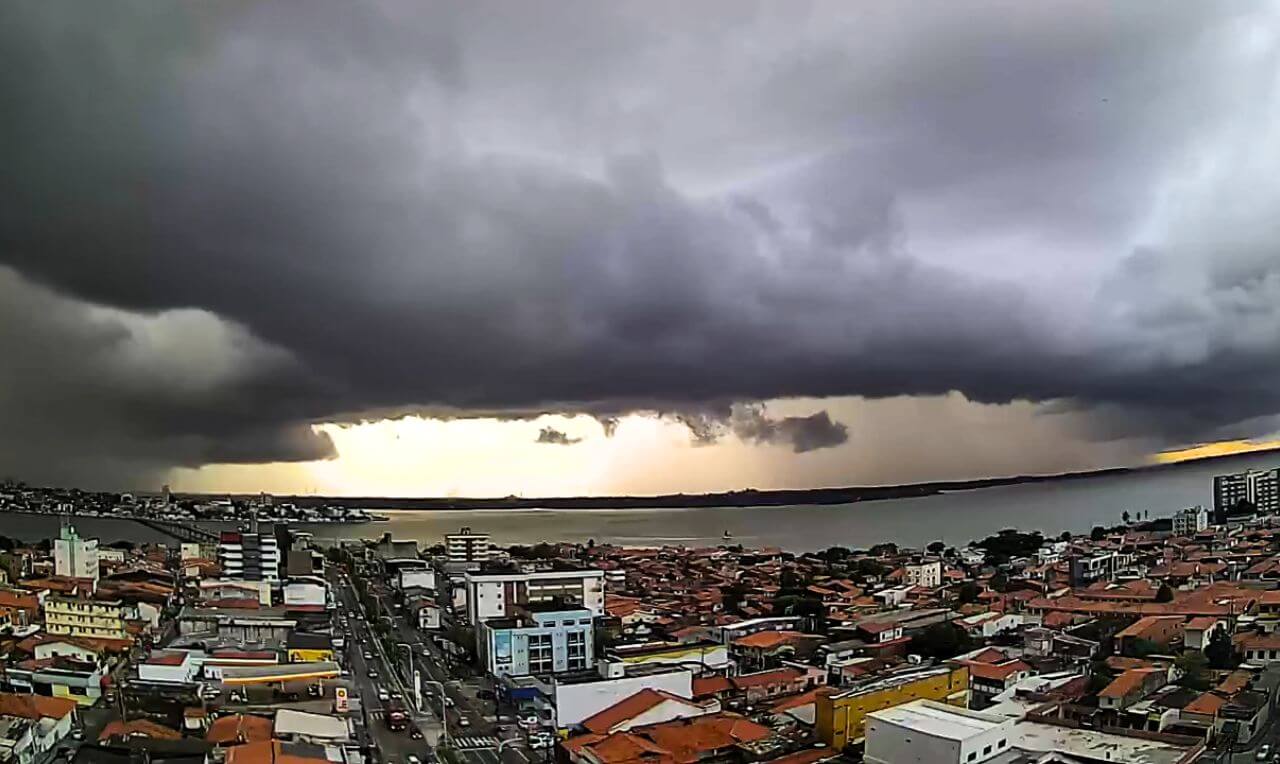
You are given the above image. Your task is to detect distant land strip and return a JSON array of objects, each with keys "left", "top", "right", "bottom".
[{"left": 179, "top": 446, "right": 1280, "bottom": 511}]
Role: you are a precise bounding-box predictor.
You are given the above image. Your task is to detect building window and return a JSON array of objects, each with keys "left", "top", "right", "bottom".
[
  {"left": 967, "top": 754, "right": 976, "bottom": 762},
  {"left": 983, "top": 745, "right": 992, "bottom": 755},
  {"left": 998, "top": 740, "right": 1006, "bottom": 748}
]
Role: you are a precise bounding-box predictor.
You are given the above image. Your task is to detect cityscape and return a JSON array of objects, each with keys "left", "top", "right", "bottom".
[
  {"left": 0, "top": 466, "right": 1273, "bottom": 763},
  {"left": 6, "top": 3, "right": 1280, "bottom": 764}
]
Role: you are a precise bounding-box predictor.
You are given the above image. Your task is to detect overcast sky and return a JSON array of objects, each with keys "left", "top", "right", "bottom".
[{"left": 3, "top": 2, "right": 1280, "bottom": 495}]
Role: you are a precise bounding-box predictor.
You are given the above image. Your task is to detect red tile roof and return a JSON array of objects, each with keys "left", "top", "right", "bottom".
[
  {"left": 731, "top": 668, "right": 802, "bottom": 690},
  {"left": 732, "top": 631, "right": 806, "bottom": 649},
  {"left": 99, "top": 719, "right": 182, "bottom": 741},
  {"left": 206, "top": 714, "right": 274, "bottom": 744},
  {"left": 691, "top": 676, "right": 733, "bottom": 698},
  {"left": 583, "top": 689, "right": 703, "bottom": 734},
  {"left": 0, "top": 692, "right": 77, "bottom": 721}
]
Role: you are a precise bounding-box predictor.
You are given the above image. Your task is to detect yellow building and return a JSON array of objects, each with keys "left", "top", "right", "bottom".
[
  {"left": 44, "top": 596, "right": 129, "bottom": 640},
  {"left": 816, "top": 664, "right": 969, "bottom": 749}
]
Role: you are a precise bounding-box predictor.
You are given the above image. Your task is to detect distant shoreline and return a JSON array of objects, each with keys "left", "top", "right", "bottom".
[{"left": 177, "top": 446, "right": 1280, "bottom": 512}]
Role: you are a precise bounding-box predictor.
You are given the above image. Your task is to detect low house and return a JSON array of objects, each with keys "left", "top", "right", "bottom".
[
  {"left": 1240, "top": 633, "right": 1280, "bottom": 665},
  {"left": 1183, "top": 617, "right": 1224, "bottom": 652},
  {"left": 581, "top": 689, "right": 719, "bottom": 735},
  {"left": 1097, "top": 668, "right": 1165, "bottom": 712},
  {"left": 1114, "top": 616, "right": 1184, "bottom": 656},
  {"left": 0, "top": 693, "right": 78, "bottom": 761},
  {"left": 564, "top": 712, "right": 772, "bottom": 764}
]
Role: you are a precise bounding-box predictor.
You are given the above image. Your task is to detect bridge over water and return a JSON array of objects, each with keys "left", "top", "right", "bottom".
[{"left": 132, "top": 517, "right": 220, "bottom": 543}]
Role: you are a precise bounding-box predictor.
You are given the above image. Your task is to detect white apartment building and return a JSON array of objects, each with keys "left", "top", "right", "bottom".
[
  {"left": 1171, "top": 505, "right": 1209, "bottom": 537},
  {"left": 904, "top": 560, "right": 942, "bottom": 589},
  {"left": 217, "top": 530, "right": 281, "bottom": 582},
  {"left": 54, "top": 523, "right": 99, "bottom": 585},
  {"left": 446, "top": 527, "right": 492, "bottom": 562},
  {"left": 465, "top": 567, "right": 605, "bottom": 625}
]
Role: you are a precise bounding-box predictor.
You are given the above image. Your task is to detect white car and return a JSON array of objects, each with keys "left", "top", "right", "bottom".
[
  {"left": 1257, "top": 745, "right": 1272, "bottom": 761},
  {"left": 378, "top": 688, "right": 390, "bottom": 702},
  {"left": 408, "top": 757, "right": 423, "bottom": 764},
  {"left": 529, "top": 732, "right": 555, "bottom": 750}
]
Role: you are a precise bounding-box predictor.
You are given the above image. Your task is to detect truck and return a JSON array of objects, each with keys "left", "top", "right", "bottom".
[{"left": 386, "top": 698, "right": 409, "bottom": 732}]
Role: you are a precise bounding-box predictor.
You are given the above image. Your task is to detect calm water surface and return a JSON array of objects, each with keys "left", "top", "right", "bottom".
[{"left": 2, "top": 452, "right": 1276, "bottom": 552}]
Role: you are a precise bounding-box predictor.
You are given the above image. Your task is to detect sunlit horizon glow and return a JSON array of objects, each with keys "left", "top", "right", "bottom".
[
  {"left": 1152, "top": 439, "right": 1280, "bottom": 465},
  {"left": 163, "top": 393, "right": 1270, "bottom": 499}
]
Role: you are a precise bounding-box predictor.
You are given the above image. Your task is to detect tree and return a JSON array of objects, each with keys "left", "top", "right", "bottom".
[
  {"left": 1090, "top": 526, "right": 1107, "bottom": 541},
  {"left": 1205, "top": 627, "right": 1239, "bottom": 670},
  {"left": 910, "top": 622, "right": 972, "bottom": 660},
  {"left": 868, "top": 542, "right": 898, "bottom": 557},
  {"left": 1058, "top": 531, "right": 1072, "bottom": 542},
  {"left": 1175, "top": 652, "right": 1210, "bottom": 691},
  {"left": 989, "top": 570, "right": 1009, "bottom": 593},
  {"left": 1155, "top": 583, "right": 1174, "bottom": 603},
  {"left": 1122, "top": 510, "right": 1131, "bottom": 524},
  {"left": 927, "top": 541, "right": 946, "bottom": 554},
  {"left": 957, "top": 582, "right": 981, "bottom": 604}
]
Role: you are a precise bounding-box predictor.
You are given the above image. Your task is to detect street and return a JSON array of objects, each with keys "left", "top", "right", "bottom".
[{"left": 330, "top": 562, "right": 533, "bottom": 764}]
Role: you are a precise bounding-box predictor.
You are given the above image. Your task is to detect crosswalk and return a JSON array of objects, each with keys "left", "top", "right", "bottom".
[{"left": 452, "top": 735, "right": 500, "bottom": 749}]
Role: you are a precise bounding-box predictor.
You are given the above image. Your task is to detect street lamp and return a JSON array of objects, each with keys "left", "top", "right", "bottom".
[{"left": 421, "top": 678, "right": 449, "bottom": 745}]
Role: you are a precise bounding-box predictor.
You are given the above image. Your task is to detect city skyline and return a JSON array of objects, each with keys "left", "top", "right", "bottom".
[{"left": 4, "top": 2, "right": 1280, "bottom": 495}]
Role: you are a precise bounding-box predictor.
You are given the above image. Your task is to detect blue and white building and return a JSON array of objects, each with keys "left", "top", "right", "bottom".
[{"left": 478, "top": 603, "right": 595, "bottom": 678}]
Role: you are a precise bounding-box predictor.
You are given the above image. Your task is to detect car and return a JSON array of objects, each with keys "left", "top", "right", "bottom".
[
  {"left": 444, "top": 697, "right": 455, "bottom": 708},
  {"left": 410, "top": 727, "right": 423, "bottom": 740},
  {"left": 529, "top": 732, "right": 555, "bottom": 750},
  {"left": 378, "top": 688, "right": 390, "bottom": 702},
  {"left": 71, "top": 728, "right": 84, "bottom": 741},
  {"left": 368, "top": 667, "right": 379, "bottom": 679},
  {"left": 458, "top": 717, "right": 471, "bottom": 728},
  {"left": 518, "top": 715, "right": 539, "bottom": 729},
  {"left": 408, "top": 757, "right": 423, "bottom": 764},
  {"left": 364, "top": 651, "right": 374, "bottom": 660},
  {"left": 1257, "top": 745, "right": 1272, "bottom": 761}
]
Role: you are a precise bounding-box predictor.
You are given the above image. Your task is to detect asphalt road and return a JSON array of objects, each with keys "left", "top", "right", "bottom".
[{"left": 332, "top": 564, "right": 532, "bottom": 764}]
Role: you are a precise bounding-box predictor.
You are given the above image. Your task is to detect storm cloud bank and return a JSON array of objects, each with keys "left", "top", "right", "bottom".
[{"left": 2, "top": 1, "right": 1280, "bottom": 486}]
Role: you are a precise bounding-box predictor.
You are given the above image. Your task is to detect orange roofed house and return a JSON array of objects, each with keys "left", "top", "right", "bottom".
[
  {"left": 565, "top": 712, "right": 773, "bottom": 764},
  {"left": 0, "top": 692, "right": 79, "bottom": 759}
]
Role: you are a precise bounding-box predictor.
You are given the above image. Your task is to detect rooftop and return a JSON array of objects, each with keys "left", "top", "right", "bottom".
[{"left": 869, "top": 700, "right": 1009, "bottom": 740}]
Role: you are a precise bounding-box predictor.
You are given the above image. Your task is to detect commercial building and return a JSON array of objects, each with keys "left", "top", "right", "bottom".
[
  {"left": 1171, "top": 506, "right": 1209, "bottom": 537},
  {"left": 865, "top": 700, "right": 1012, "bottom": 764},
  {"left": 217, "top": 530, "right": 282, "bottom": 583},
  {"left": 864, "top": 700, "right": 1201, "bottom": 764},
  {"left": 1214, "top": 468, "right": 1279, "bottom": 515},
  {"left": 816, "top": 664, "right": 970, "bottom": 748},
  {"left": 53, "top": 523, "right": 98, "bottom": 586},
  {"left": 478, "top": 603, "right": 595, "bottom": 677},
  {"left": 464, "top": 565, "right": 605, "bottom": 625},
  {"left": 44, "top": 596, "right": 129, "bottom": 640},
  {"left": 446, "top": 527, "right": 492, "bottom": 563}
]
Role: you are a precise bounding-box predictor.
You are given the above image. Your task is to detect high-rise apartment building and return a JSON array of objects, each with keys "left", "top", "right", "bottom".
[
  {"left": 446, "top": 527, "right": 492, "bottom": 563},
  {"left": 1214, "top": 468, "right": 1279, "bottom": 515},
  {"left": 54, "top": 522, "right": 99, "bottom": 586},
  {"left": 217, "top": 528, "right": 282, "bottom": 582}
]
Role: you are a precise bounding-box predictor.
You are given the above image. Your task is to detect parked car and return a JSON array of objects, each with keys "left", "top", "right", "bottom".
[
  {"left": 408, "top": 756, "right": 423, "bottom": 764},
  {"left": 1256, "top": 745, "right": 1271, "bottom": 761}
]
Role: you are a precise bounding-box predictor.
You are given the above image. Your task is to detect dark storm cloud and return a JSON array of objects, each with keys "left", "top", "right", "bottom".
[
  {"left": 731, "top": 407, "right": 850, "bottom": 454},
  {"left": 2, "top": 0, "right": 1280, "bottom": 484},
  {"left": 536, "top": 427, "right": 583, "bottom": 446}
]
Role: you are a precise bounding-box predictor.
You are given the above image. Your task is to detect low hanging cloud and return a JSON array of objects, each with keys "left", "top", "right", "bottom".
[
  {"left": 2, "top": 2, "right": 1280, "bottom": 487},
  {"left": 732, "top": 408, "right": 850, "bottom": 454},
  {"left": 536, "top": 427, "right": 583, "bottom": 446}
]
